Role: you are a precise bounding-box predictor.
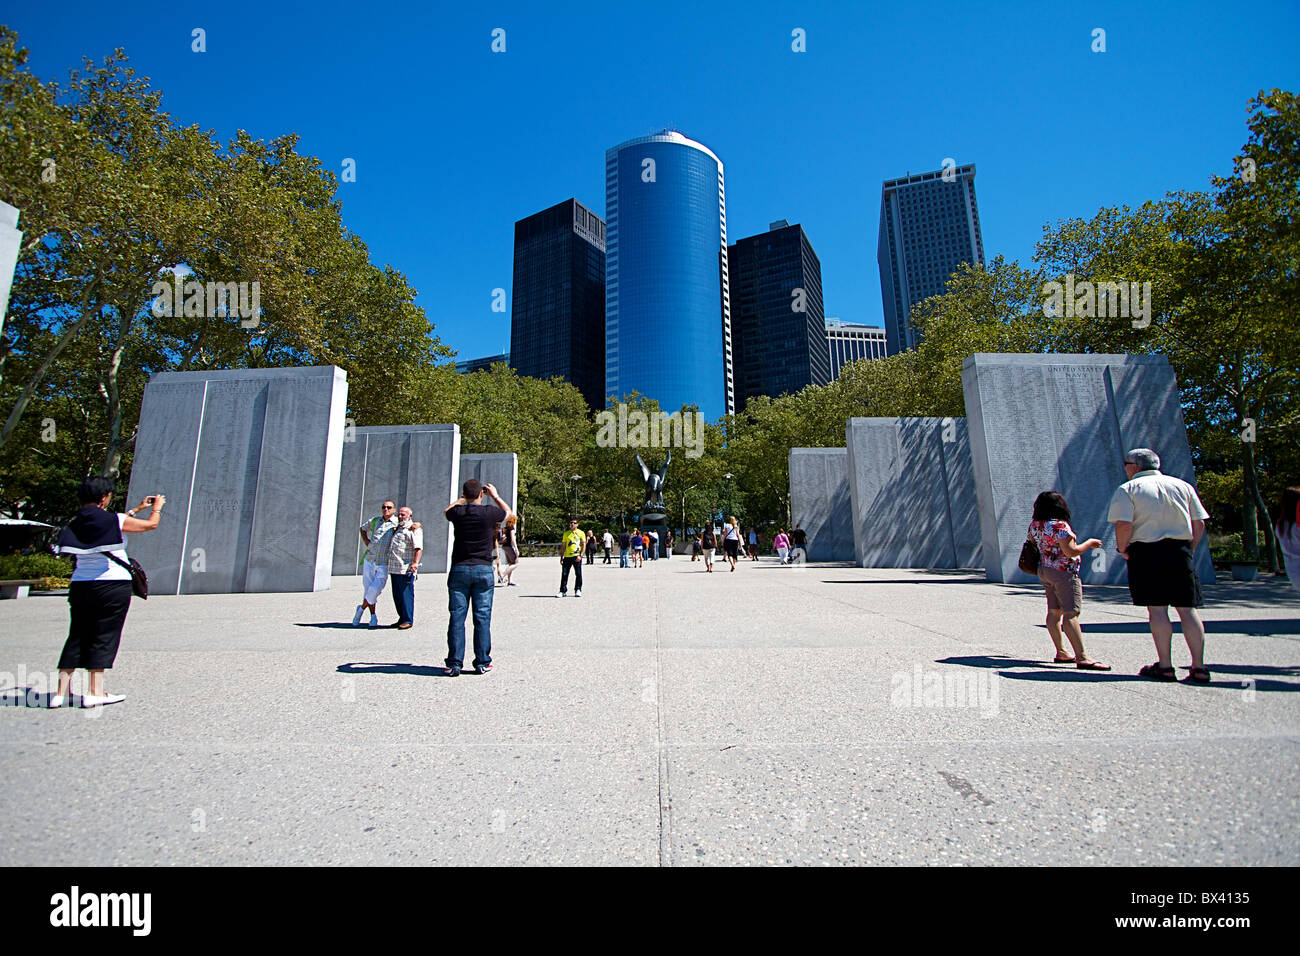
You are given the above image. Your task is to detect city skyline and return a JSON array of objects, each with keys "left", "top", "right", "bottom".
[{"left": 4, "top": 2, "right": 1295, "bottom": 366}]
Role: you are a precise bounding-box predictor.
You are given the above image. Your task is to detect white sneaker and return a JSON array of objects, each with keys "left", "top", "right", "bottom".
[
  {"left": 369, "top": 615, "right": 379, "bottom": 628},
  {"left": 574, "top": 590, "right": 582, "bottom": 597},
  {"left": 557, "top": 592, "right": 565, "bottom": 598},
  {"left": 352, "top": 605, "right": 365, "bottom": 626},
  {"left": 80, "top": 693, "right": 126, "bottom": 708},
  {"left": 49, "top": 695, "right": 65, "bottom": 709}
]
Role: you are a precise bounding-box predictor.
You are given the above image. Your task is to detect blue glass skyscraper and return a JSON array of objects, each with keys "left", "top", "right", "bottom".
[{"left": 605, "top": 131, "right": 733, "bottom": 420}]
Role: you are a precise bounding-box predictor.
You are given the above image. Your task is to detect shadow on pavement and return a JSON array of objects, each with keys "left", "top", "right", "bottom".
[
  {"left": 337, "top": 662, "right": 454, "bottom": 677},
  {"left": 936, "top": 655, "right": 1299, "bottom": 692},
  {"left": 295, "top": 622, "right": 374, "bottom": 629}
]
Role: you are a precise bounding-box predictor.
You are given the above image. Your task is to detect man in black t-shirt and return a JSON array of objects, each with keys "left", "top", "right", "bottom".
[
  {"left": 442, "top": 478, "right": 511, "bottom": 676},
  {"left": 791, "top": 525, "right": 808, "bottom": 564},
  {"left": 618, "top": 530, "right": 631, "bottom": 568}
]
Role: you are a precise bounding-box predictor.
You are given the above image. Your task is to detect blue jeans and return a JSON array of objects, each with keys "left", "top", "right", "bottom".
[
  {"left": 390, "top": 572, "right": 415, "bottom": 624},
  {"left": 619, "top": 548, "right": 628, "bottom": 567},
  {"left": 446, "top": 564, "right": 495, "bottom": 669}
]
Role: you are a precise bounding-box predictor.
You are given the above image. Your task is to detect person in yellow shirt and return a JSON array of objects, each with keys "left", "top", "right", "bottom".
[{"left": 559, "top": 518, "right": 585, "bottom": 597}]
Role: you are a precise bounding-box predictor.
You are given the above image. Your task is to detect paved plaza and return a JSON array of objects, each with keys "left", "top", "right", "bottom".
[{"left": 1, "top": 556, "right": 1297, "bottom": 866}]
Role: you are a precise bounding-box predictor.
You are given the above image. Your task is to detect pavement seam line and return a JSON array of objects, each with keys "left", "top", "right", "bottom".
[{"left": 653, "top": 563, "right": 670, "bottom": 867}]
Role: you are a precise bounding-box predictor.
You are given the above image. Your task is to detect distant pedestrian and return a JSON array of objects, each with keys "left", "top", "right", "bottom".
[
  {"left": 602, "top": 529, "right": 614, "bottom": 564},
  {"left": 701, "top": 524, "right": 716, "bottom": 572},
  {"left": 691, "top": 535, "right": 703, "bottom": 561},
  {"left": 791, "top": 525, "right": 808, "bottom": 564},
  {"left": 664, "top": 529, "right": 673, "bottom": 559},
  {"left": 648, "top": 528, "right": 659, "bottom": 560},
  {"left": 501, "top": 515, "right": 520, "bottom": 586},
  {"left": 632, "top": 527, "right": 645, "bottom": 567},
  {"left": 774, "top": 529, "right": 790, "bottom": 565},
  {"left": 748, "top": 527, "right": 759, "bottom": 561},
  {"left": 51, "top": 477, "right": 165, "bottom": 708},
  {"left": 619, "top": 529, "right": 631, "bottom": 568},
  {"left": 354, "top": 500, "right": 398, "bottom": 628},
  {"left": 442, "top": 479, "right": 511, "bottom": 676},
  {"left": 1108, "top": 448, "right": 1211, "bottom": 683},
  {"left": 492, "top": 524, "right": 504, "bottom": 583},
  {"left": 1028, "top": 492, "right": 1108, "bottom": 669},
  {"left": 559, "top": 518, "right": 585, "bottom": 596},
  {"left": 1275, "top": 487, "right": 1300, "bottom": 594},
  {"left": 585, "top": 529, "right": 597, "bottom": 565},
  {"left": 387, "top": 506, "right": 423, "bottom": 630},
  {"left": 722, "top": 516, "right": 741, "bottom": 571}
]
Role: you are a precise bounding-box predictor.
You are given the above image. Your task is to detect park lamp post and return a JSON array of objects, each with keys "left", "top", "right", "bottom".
[
  {"left": 723, "top": 472, "right": 734, "bottom": 528},
  {"left": 571, "top": 474, "right": 582, "bottom": 519}
]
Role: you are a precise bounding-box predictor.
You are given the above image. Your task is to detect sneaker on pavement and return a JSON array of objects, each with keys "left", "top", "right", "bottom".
[
  {"left": 444, "top": 666, "right": 461, "bottom": 677},
  {"left": 574, "top": 590, "right": 582, "bottom": 597},
  {"left": 352, "top": 605, "right": 365, "bottom": 626},
  {"left": 49, "top": 695, "right": 65, "bottom": 709},
  {"left": 80, "top": 693, "right": 126, "bottom": 708},
  {"left": 557, "top": 591, "right": 565, "bottom": 598},
  {"left": 474, "top": 663, "right": 493, "bottom": 675}
]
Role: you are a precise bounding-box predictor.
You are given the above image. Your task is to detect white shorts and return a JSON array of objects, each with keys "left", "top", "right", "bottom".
[{"left": 362, "top": 559, "right": 389, "bottom": 604}]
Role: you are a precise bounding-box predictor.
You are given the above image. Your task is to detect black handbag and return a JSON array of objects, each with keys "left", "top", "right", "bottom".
[
  {"left": 1018, "top": 535, "right": 1041, "bottom": 575},
  {"left": 106, "top": 551, "right": 149, "bottom": 599}
]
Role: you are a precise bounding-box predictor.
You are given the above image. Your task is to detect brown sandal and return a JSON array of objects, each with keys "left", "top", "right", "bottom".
[
  {"left": 1187, "top": 666, "right": 1211, "bottom": 684},
  {"left": 1138, "top": 662, "right": 1177, "bottom": 681}
]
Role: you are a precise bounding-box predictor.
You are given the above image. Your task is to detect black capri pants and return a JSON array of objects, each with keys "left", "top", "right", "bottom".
[{"left": 59, "top": 580, "right": 133, "bottom": 670}]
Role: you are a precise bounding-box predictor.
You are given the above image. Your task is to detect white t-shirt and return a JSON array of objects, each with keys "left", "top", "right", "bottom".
[
  {"left": 602, "top": 532, "right": 613, "bottom": 548},
  {"left": 70, "top": 513, "right": 132, "bottom": 583},
  {"left": 1107, "top": 471, "right": 1209, "bottom": 543}
]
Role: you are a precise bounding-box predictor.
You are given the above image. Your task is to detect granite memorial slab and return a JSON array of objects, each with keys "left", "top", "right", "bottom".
[
  {"left": 961, "top": 353, "right": 1215, "bottom": 585},
  {"left": 126, "top": 366, "right": 348, "bottom": 594},
  {"left": 332, "top": 425, "right": 461, "bottom": 575},
  {"left": 0, "top": 201, "right": 22, "bottom": 334},
  {"left": 788, "top": 448, "right": 854, "bottom": 561},
  {"left": 844, "top": 417, "right": 982, "bottom": 569},
  {"left": 459, "top": 453, "right": 519, "bottom": 514}
]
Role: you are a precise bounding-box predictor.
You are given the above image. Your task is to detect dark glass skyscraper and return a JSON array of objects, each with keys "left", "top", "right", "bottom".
[
  {"left": 605, "top": 131, "right": 732, "bottom": 420},
  {"left": 877, "top": 164, "right": 984, "bottom": 355},
  {"left": 728, "top": 220, "right": 830, "bottom": 409},
  {"left": 508, "top": 198, "right": 606, "bottom": 408}
]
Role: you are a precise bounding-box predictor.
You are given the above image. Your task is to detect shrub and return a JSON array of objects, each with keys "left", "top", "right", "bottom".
[{"left": 0, "top": 553, "right": 74, "bottom": 581}]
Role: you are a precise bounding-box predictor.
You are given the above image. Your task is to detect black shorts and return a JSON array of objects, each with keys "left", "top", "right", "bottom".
[
  {"left": 59, "top": 580, "right": 133, "bottom": 670},
  {"left": 724, "top": 538, "right": 739, "bottom": 558},
  {"left": 1127, "top": 538, "right": 1203, "bottom": 608}
]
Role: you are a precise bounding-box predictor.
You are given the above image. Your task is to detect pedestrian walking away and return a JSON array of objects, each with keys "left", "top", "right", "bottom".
[
  {"left": 443, "top": 479, "right": 511, "bottom": 676},
  {"left": 1108, "top": 447, "right": 1211, "bottom": 683},
  {"left": 748, "top": 527, "right": 759, "bottom": 561},
  {"left": 791, "top": 525, "right": 808, "bottom": 564},
  {"left": 51, "top": 477, "right": 165, "bottom": 708},
  {"left": 560, "top": 519, "right": 585, "bottom": 595},
  {"left": 722, "top": 516, "right": 741, "bottom": 571},
  {"left": 602, "top": 529, "right": 614, "bottom": 564},
  {"left": 387, "top": 507, "right": 422, "bottom": 629},
  {"left": 648, "top": 528, "right": 659, "bottom": 560},
  {"left": 774, "top": 529, "right": 790, "bottom": 565},
  {"left": 701, "top": 524, "right": 716, "bottom": 572},
  {"left": 1028, "top": 491, "right": 1109, "bottom": 669},
  {"left": 618, "top": 529, "right": 631, "bottom": 568},
  {"left": 355, "top": 500, "right": 398, "bottom": 628}
]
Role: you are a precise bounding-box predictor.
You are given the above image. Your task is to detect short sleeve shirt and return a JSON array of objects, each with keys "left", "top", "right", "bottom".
[
  {"left": 69, "top": 513, "right": 132, "bottom": 583},
  {"left": 561, "top": 529, "right": 585, "bottom": 558},
  {"left": 1030, "top": 518, "right": 1079, "bottom": 573},
  {"left": 446, "top": 503, "right": 507, "bottom": 566},
  {"left": 362, "top": 515, "right": 398, "bottom": 565},
  {"left": 1107, "top": 471, "right": 1209, "bottom": 543},
  {"left": 387, "top": 525, "right": 424, "bottom": 574}
]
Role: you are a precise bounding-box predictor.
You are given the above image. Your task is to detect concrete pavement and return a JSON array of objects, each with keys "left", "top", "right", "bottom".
[{"left": 1, "top": 556, "right": 1297, "bottom": 865}]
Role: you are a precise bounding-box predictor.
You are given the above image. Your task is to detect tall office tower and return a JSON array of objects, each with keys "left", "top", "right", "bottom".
[
  {"left": 728, "top": 220, "right": 830, "bottom": 410},
  {"left": 605, "top": 130, "right": 732, "bottom": 420},
  {"left": 824, "top": 319, "right": 888, "bottom": 379},
  {"left": 877, "top": 163, "right": 984, "bottom": 355},
  {"left": 508, "top": 198, "right": 606, "bottom": 408}
]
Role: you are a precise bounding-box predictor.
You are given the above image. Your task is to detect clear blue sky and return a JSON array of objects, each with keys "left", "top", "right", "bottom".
[{"left": 6, "top": 1, "right": 1296, "bottom": 363}]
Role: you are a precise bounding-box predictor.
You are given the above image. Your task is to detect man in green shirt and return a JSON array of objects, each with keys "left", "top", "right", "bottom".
[{"left": 559, "top": 518, "right": 585, "bottom": 597}]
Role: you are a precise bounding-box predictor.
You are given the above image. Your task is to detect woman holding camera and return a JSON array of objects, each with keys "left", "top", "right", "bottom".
[{"left": 51, "top": 477, "right": 164, "bottom": 708}]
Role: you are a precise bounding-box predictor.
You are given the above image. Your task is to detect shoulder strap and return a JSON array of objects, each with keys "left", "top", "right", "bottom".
[{"left": 105, "top": 551, "right": 134, "bottom": 572}]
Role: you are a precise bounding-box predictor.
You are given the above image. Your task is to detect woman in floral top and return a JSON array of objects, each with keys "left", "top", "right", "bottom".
[{"left": 1029, "top": 491, "right": 1110, "bottom": 669}]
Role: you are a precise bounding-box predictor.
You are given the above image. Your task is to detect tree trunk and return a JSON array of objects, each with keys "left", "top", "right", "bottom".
[
  {"left": 1240, "top": 409, "right": 1261, "bottom": 562},
  {"left": 1254, "top": 484, "right": 1280, "bottom": 574},
  {"left": 100, "top": 297, "right": 140, "bottom": 477}
]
